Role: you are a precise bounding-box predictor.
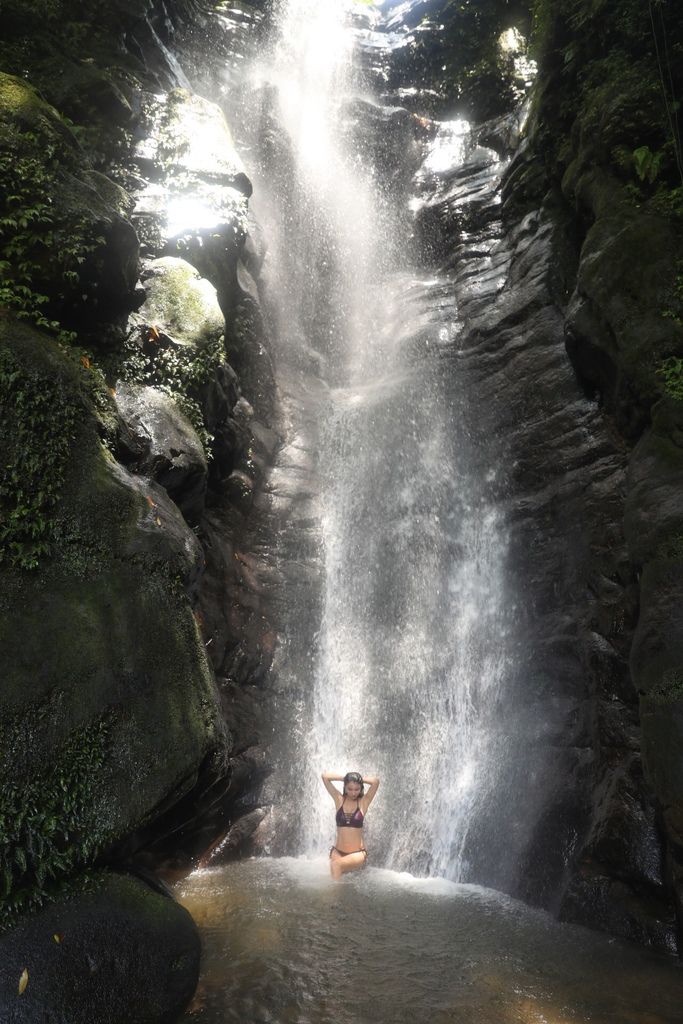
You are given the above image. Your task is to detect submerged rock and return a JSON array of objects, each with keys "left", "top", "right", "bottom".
[{"left": 0, "top": 872, "right": 200, "bottom": 1024}]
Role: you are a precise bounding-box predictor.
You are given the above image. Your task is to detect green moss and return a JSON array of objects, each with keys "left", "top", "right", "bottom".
[
  {"left": 529, "top": 0, "right": 682, "bottom": 195},
  {"left": 0, "top": 321, "right": 119, "bottom": 570},
  {"left": 0, "top": 561, "right": 220, "bottom": 926},
  {"left": 0, "top": 73, "right": 108, "bottom": 340},
  {"left": 141, "top": 262, "right": 221, "bottom": 342},
  {"left": 0, "top": 700, "right": 113, "bottom": 928},
  {"left": 92, "top": 257, "right": 228, "bottom": 457}
]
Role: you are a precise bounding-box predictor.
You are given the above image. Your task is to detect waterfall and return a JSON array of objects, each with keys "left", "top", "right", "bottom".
[{"left": 242, "top": 0, "right": 516, "bottom": 882}]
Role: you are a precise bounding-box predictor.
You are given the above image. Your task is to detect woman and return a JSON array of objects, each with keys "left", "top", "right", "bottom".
[{"left": 322, "top": 770, "right": 379, "bottom": 880}]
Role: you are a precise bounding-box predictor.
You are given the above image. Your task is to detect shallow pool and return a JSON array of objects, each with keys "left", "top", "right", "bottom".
[{"left": 176, "top": 858, "right": 683, "bottom": 1023}]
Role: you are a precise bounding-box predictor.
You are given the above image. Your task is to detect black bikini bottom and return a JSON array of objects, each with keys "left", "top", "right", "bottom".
[{"left": 330, "top": 846, "right": 368, "bottom": 865}]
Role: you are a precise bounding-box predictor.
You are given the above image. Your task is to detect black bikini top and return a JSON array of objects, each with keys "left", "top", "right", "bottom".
[{"left": 336, "top": 798, "right": 364, "bottom": 829}]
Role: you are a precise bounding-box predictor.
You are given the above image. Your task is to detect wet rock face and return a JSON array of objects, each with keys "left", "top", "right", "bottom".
[
  {"left": 116, "top": 383, "right": 208, "bottom": 523},
  {"left": 411, "top": 111, "right": 676, "bottom": 948},
  {"left": 0, "top": 872, "right": 200, "bottom": 1024},
  {"left": 130, "top": 85, "right": 276, "bottom": 422},
  {"left": 626, "top": 418, "right": 683, "bottom": 894},
  {"left": 509, "top": 0, "right": 683, "bottom": 949},
  {"left": 564, "top": 211, "right": 680, "bottom": 439}
]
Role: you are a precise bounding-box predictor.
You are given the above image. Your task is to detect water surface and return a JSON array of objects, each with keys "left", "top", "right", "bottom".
[{"left": 177, "top": 859, "right": 683, "bottom": 1023}]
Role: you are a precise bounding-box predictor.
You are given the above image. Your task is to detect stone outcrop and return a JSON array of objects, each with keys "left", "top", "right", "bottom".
[
  {"left": 115, "top": 383, "right": 208, "bottom": 525},
  {"left": 0, "top": 6, "right": 277, "bottom": 1018},
  {"left": 0, "top": 872, "right": 200, "bottom": 1024}
]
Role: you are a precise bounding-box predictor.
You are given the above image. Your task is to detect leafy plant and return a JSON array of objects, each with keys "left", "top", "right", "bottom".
[
  {"left": 656, "top": 356, "right": 683, "bottom": 397},
  {"left": 102, "top": 328, "right": 226, "bottom": 457},
  {"left": 633, "top": 144, "right": 664, "bottom": 183},
  {"left": 0, "top": 698, "right": 112, "bottom": 929},
  {"left": 0, "top": 344, "right": 103, "bottom": 569},
  {"left": 0, "top": 122, "right": 102, "bottom": 343}
]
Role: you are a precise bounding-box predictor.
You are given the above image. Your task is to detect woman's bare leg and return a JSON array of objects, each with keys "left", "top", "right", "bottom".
[
  {"left": 330, "top": 850, "right": 366, "bottom": 880},
  {"left": 330, "top": 849, "right": 344, "bottom": 881}
]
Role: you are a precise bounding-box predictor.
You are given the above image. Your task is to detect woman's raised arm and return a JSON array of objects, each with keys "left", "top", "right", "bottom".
[
  {"left": 361, "top": 775, "right": 379, "bottom": 812},
  {"left": 321, "top": 771, "right": 344, "bottom": 803}
]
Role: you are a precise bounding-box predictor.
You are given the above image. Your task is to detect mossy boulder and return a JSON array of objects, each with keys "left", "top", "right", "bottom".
[
  {"left": 109, "top": 256, "right": 236, "bottom": 462},
  {"left": 131, "top": 257, "right": 225, "bottom": 349},
  {"left": 0, "top": 318, "right": 225, "bottom": 925},
  {"left": 0, "top": 871, "right": 200, "bottom": 1024}
]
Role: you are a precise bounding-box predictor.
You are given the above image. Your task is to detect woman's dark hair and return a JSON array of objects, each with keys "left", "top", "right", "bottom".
[{"left": 343, "top": 771, "right": 364, "bottom": 796}]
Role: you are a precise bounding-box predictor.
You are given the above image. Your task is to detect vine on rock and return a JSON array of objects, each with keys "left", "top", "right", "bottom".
[{"left": 0, "top": 123, "right": 103, "bottom": 344}]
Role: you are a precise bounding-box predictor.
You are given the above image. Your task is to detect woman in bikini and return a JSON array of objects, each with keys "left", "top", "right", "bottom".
[{"left": 322, "top": 770, "right": 379, "bottom": 880}]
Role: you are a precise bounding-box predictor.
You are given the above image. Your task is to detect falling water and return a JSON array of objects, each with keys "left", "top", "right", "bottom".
[{"left": 242, "top": 0, "right": 517, "bottom": 882}]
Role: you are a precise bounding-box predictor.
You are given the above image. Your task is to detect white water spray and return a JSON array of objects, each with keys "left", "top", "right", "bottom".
[{"left": 250, "top": 0, "right": 513, "bottom": 881}]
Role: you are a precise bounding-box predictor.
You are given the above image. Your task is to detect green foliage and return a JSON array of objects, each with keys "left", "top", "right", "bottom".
[
  {"left": 0, "top": 347, "right": 83, "bottom": 569},
  {"left": 659, "top": 259, "right": 683, "bottom": 326},
  {"left": 633, "top": 144, "right": 665, "bottom": 184},
  {"left": 0, "top": 699, "right": 112, "bottom": 929},
  {"left": 103, "top": 330, "right": 225, "bottom": 457},
  {"left": 656, "top": 356, "right": 683, "bottom": 398},
  {"left": 0, "top": 121, "right": 102, "bottom": 342},
  {"left": 0, "top": 2, "right": 139, "bottom": 181},
  {"left": 396, "top": 0, "right": 531, "bottom": 120},
  {"left": 529, "top": 0, "right": 682, "bottom": 190},
  {"left": 0, "top": 331, "right": 115, "bottom": 571}
]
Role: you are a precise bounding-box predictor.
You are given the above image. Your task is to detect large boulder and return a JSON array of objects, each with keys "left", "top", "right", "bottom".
[
  {"left": 116, "top": 383, "right": 208, "bottom": 524},
  {"left": 130, "top": 257, "right": 226, "bottom": 350},
  {"left": 0, "top": 872, "right": 200, "bottom": 1024},
  {"left": 0, "top": 318, "right": 225, "bottom": 923}
]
